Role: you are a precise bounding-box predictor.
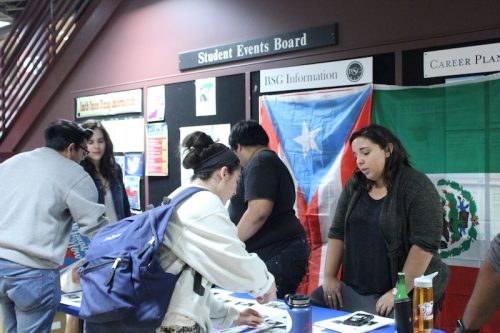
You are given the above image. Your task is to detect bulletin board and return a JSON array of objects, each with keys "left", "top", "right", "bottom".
[{"left": 147, "top": 74, "right": 246, "bottom": 206}]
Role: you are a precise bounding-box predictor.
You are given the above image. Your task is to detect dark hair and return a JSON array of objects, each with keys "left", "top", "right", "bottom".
[
  {"left": 182, "top": 131, "right": 240, "bottom": 180},
  {"left": 228, "top": 120, "right": 269, "bottom": 150},
  {"left": 349, "top": 124, "right": 411, "bottom": 191},
  {"left": 44, "top": 119, "right": 93, "bottom": 152},
  {"left": 79, "top": 119, "right": 119, "bottom": 186}
]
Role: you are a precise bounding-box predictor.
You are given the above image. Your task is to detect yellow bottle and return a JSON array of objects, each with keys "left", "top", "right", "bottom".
[{"left": 413, "top": 272, "right": 438, "bottom": 333}]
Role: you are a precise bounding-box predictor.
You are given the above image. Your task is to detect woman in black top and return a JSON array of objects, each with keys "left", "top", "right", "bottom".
[{"left": 311, "top": 124, "right": 449, "bottom": 317}]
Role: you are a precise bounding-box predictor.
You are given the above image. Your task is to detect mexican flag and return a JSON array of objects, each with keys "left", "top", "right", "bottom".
[{"left": 372, "top": 74, "right": 500, "bottom": 332}]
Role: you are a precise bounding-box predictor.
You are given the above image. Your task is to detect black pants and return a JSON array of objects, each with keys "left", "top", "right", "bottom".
[
  {"left": 311, "top": 284, "right": 391, "bottom": 316},
  {"left": 261, "top": 235, "right": 309, "bottom": 299}
]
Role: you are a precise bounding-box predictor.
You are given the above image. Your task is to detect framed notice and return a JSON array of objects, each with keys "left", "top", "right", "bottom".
[{"left": 145, "top": 123, "right": 168, "bottom": 176}]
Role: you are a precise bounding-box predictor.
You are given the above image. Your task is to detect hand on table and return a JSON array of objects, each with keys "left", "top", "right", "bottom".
[
  {"left": 323, "top": 276, "right": 343, "bottom": 309},
  {"left": 234, "top": 308, "right": 263, "bottom": 327},
  {"left": 376, "top": 289, "right": 395, "bottom": 317}
]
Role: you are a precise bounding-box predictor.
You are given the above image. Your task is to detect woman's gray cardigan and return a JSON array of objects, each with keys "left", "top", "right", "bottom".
[{"left": 329, "top": 165, "right": 450, "bottom": 302}]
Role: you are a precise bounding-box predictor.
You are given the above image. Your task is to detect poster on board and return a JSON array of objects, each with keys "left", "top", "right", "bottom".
[
  {"left": 125, "top": 153, "right": 144, "bottom": 177},
  {"left": 75, "top": 89, "right": 142, "bottom": 119},
  {"left": 124, "top": 175, "right": 141, "bottom": 210},
  {"left": 101, "top": 118, "right": 145, "bottom": 153},
  {"left": 146, "top": 85, "right": 166, "bottom": 122},
  {"left": 195, "top": 78, "right": 216, "bottom": 116},
  {"left": 146, "top": 123, "right": 168, "bottom": 176}
]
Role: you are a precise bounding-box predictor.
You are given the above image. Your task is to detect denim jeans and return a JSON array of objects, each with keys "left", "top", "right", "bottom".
[
  {"left": 262, "top": 235, "right": 309, "bottom": 299},
  {"left": 0, "top": 258, "right": 61, "bottom": 333}
]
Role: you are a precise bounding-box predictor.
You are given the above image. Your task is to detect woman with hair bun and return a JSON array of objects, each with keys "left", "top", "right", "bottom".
[{"left": 156, "top": 131, "right": 277, "bottom": 333}]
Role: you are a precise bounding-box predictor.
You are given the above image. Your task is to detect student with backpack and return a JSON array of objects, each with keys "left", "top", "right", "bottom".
[
  {"left": 82, "top": 131, "right": 276, "bottom": 333},
  {"left": 157, "top": 131, "right": 277, "bottom": 333}
]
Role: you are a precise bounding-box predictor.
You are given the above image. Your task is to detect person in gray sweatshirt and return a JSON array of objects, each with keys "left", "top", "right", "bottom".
[{"left": 0, "top": 119, "right": 108, "bottom": 333}]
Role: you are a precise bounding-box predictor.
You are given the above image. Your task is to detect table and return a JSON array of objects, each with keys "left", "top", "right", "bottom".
[{"left": 59, "top": 291, "right": 445, "bottom": 333}]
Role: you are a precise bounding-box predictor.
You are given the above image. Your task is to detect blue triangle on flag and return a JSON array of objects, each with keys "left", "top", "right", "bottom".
[{"left": 264, "top": 88, "right": 370, "bottom": 203}]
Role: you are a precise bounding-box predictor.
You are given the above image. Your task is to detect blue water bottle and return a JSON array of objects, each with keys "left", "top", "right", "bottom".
[{"left": 284, "top": 294, "right": 312, "bottom": 333}]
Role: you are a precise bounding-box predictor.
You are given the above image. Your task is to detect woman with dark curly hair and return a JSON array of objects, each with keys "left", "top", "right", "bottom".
[{"left": 311, "top": 124, "right": 449, "bottom": 317}]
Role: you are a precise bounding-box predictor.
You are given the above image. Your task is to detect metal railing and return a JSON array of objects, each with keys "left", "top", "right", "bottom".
[{"left": 0, "top": 0, "right": 92, "bottom": 142}]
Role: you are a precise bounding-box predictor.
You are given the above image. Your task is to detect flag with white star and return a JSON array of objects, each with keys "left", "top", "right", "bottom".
[{"left": 259, "top": 84, "right": 372, "bottom": 292}]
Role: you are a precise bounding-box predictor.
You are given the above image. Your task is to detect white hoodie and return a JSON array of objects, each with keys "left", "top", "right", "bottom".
[{"left": 159, "top": 186, "right": 275, "bottom": 332}]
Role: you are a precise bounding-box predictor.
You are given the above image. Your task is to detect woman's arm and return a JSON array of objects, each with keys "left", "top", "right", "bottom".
[
  {"left": 172, "top": 199, "right": 275, "bottom": 299},
  {"left": 402, "top": 244, "right": 434, "bottom": 292},
  {"left": 322, "top": 238, "right": 344, "bottom": 309},
  {"left": 376, "top": 244, "right": 433, "bottom": 316},
  {"left": 236, "top": 198, "right": 273, "bottom": 241}
]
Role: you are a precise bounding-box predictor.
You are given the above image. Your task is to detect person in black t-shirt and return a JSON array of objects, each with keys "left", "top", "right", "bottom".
[{"left": 228, "top": 120, "right": 309, "bottom": 299}]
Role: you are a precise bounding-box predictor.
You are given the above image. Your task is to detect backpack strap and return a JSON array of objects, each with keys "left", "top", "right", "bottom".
[
  {"left": 155, "top": 186, "right": 207, "bottom": 241},
  {"left": 167, "top": 186, "right": 207, "bottom": 206},
  {"left": 160, "top": 186, "right": 207, "bottom": 296}
]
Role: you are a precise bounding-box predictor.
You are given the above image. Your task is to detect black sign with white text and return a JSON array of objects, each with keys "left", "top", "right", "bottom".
[{"left": 178, "top": 24, "right": 338, "bottom": 71}]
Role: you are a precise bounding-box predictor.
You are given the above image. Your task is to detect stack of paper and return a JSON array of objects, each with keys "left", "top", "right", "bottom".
[{"left": 314, "top": 311, "right": 394, "bottom": 333}]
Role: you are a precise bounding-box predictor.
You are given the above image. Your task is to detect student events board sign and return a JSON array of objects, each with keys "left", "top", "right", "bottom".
[
  {"left": 178, "top": 24, "right": 337, "bottom": 71},
  {"left": 260, "top": 57, "right": 373, "bottom": 93}
]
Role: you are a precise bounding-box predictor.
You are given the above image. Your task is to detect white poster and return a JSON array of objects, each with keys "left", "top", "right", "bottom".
[
  {"left": 146, "top": 85, "right": 165, "bottom": 122},
  {"left": 195, "top": 78, "right": 216, "bottom": 116},
  {"left": 100, "top": 118, "right": 144, "bottom": 153},
  {"left": 179, "top": 124, "right": 231, "bottom": 185}
]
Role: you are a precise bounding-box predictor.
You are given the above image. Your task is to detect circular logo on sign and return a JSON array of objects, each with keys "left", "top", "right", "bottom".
[
  {"left": 437, "top": 179, "right": 479, "bottom": 258},
  {"left": 346, "top": 61, "right": 363, "bottom": 82}
]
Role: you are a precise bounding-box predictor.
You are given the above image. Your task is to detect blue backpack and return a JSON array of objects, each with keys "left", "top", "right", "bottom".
[{"left": 78, "top": 187, "right": 205, "bottom": 332}]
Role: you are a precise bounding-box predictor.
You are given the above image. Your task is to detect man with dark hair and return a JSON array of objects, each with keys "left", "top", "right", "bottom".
[
  {"left": 0, "top": 119, "right": 108, "bottom": 333},
  {"left": 228, "top": 120, "right": 309, "bottom": 298}
]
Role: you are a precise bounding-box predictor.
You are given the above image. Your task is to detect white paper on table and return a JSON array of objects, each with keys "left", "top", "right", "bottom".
[
  {"left": 60, "top": 291, "right": 83, "bottom": 308},
  {"left": 314, "top": 311, "right": 394, "bottom": 333}
]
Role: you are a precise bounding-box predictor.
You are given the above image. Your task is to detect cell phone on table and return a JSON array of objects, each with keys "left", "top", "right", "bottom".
[{"left": 343, "top": 313, "right": 374, "bottom": 326}]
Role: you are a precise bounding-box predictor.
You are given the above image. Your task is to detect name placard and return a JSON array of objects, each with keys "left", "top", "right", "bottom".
[
  {"left": 424, "top": 43, "right": 500, "bottom": 78},
  {"left": 260, "top": 57, "right": 373, "bottom": 93},
  {"left": 179, "top": 24, "right": 337, "bottom": 71}
]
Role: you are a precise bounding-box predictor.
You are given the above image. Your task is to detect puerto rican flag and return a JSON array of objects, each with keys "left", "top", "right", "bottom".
[{"left": 259, "top": 84, "right": 373, "bottom": 293}]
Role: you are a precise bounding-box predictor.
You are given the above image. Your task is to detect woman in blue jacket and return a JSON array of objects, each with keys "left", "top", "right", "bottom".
[{"left": 80, "top": 119, "right": 131, "bottom": 222}]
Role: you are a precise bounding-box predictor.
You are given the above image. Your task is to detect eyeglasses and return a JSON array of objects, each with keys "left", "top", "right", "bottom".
[{"left": 79, "top": 145, "right": 89, "bottom": 158}]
